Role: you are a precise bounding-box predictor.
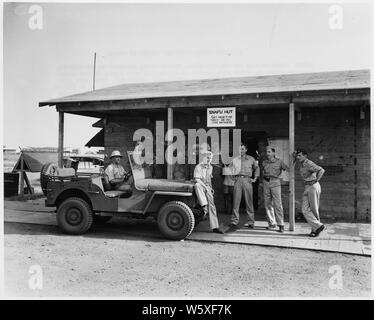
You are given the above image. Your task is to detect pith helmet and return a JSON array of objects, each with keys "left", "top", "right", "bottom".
[{"left": 110, "top": 150, "right": 123, "bottom": 158}]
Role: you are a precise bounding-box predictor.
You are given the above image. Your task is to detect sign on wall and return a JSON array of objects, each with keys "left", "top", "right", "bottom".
[{"left": 207, "top": 107, "right": 236, "bottom": 127}]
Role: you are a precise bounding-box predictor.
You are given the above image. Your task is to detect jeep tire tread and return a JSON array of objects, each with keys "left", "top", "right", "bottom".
[
  {"left": 57, "top": 197, "right": 93, "bottom": 235},
  {"left": 157, "top": 201, "right": 195, "bottom": 240}
]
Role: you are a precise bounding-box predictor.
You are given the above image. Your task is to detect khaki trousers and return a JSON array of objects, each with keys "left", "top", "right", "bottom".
[
  {"left": 231, "top": 176, "right": 254, "bottom": 225},
  {"left": 111, "top": 176, "right": 134, "bottom": 192},
  {"left": 194, "top": 183, "right": 219, "bottom": 230},
  {"left": 263, "top": 179, "right": 284, "bottom": 226},
  {"left": 302, "top": 182, "right": 323, "bottom": 232}
]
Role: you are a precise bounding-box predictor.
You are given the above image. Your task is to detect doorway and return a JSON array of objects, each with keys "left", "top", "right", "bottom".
[{"left": 241, "top": 131, "right": 268, "bottom": 211}]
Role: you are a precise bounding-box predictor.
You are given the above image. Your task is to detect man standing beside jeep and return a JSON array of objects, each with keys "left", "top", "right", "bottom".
[
  {"left": 194, "top": 151, "right": 224, "bottom": 234},
  {"left": 105, "top": 150, "right": 133, "bottom": 192}
]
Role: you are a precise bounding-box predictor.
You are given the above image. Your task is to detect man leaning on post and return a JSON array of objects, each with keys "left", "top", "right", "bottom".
[
  {"left": 261, "top": 146, "right": 289, "bottom": 233},
  {"left": 295, "top": 149, "right": 326, "bottom": 237}
]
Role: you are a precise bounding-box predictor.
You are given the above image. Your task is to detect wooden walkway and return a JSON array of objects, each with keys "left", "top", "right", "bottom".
[
  {"left": 192, "top": 219, "right": 371, "bottom": 256},
  {"left": 4, "top": 200, "right": 371, "bottom": 256}
]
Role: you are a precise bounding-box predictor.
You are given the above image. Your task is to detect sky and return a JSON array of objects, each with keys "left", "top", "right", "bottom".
[{"left": 3, "top": 1, "right": 371, "bottom": 149}]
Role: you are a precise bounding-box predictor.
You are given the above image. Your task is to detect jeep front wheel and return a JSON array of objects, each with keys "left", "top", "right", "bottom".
[
  {"left": 57, "top": 197, "right": 93, "bottom": 235},
  {"left": 157, "top": 201, "right": 195, "bottom": 240}
]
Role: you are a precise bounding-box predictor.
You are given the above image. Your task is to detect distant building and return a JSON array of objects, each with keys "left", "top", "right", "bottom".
[{"left": 3, "top": 147, "right": 17, "bottom": 154}]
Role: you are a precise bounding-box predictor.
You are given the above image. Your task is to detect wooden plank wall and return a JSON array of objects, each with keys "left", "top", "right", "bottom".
[
  {"left": 294, "top": 106, "right": 370, "bottom": 221},
  {"left": 104, "top": 105, "right": 370, "bottom": 221}
]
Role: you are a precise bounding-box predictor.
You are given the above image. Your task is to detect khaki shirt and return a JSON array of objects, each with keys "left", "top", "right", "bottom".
[
  {"left": 300, "top": 159, "right": 323, "bottom": 182},
  {"left": 232, "top": 155, "right": 259, "bottom": 178},
  {"left": 105, "top": 163, "right": 126, "bottom": 183},
  {"left": 262, "top": 158, "right": 289, "bottom": 179},
  {"left": 194, "top": 163, "right": 213, "bottom": 187}
]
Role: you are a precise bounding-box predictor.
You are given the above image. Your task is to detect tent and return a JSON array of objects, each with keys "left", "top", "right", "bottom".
[{"left": 13, "top": 150, "right": 58, "bottom": 196}]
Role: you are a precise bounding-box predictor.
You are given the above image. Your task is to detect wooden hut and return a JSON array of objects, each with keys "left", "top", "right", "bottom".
[{"left": 39, "top": 69, "right": 371, "bottom": 225}]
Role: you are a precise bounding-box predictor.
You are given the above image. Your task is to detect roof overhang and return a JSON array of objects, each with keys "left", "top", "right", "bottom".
[
  {"left": 39, "top": 69, "right": 370, "bottom": 117},
  {"left": 46, "top": 88, "right": 369, "bottom": 118}
]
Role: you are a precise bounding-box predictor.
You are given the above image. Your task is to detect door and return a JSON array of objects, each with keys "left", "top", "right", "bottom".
[{"left": 241, "top": 131, "right": 268, "bottom": 211}]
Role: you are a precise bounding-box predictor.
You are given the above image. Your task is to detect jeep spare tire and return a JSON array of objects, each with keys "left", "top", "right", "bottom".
[
  {"left": 40, "top": 162, "right": 58, "bottom": 196},
  {"left": 157, "top": 201, "right": 195, "bottom": 240},
  {"left": 57, "top": 197, "right": 93, "bottom": 235}
]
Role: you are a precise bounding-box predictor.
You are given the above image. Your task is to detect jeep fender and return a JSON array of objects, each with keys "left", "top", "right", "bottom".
[{"left": 143, "top": 191, "right": 195, "bottom": 214}]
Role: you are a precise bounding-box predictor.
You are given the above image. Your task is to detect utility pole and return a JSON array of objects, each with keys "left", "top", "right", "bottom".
[
  {"left": 289, "top": 98, "right": 295, "bottom": 231},
  {"left": 93, "top": 52, "right": 97, "bottom": 91}
]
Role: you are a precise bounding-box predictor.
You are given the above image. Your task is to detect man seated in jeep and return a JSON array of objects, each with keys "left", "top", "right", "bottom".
[{"left": 105, "top": 150, "right": 133, "bottom": 192}]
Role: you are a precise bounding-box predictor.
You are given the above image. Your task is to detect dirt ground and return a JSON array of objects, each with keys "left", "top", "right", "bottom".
[{"left": 4, "top": 222, "right": 371, "bottom": 298}]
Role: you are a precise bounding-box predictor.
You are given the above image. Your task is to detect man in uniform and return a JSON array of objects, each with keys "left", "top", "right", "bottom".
[
  {"left": 229, "top": 143, "right": 260, "bottom": 228},
  {"left": 295, "top": 149, "right": 325, "bottom": 237},
  {"left": 105, "top": 150, "right": 133, "bottom": 193},
  {"left": 194, "top": 151, "right": 224, "bottom": 234},
  {"left": 261, "top": 146, "right": 289, "bottom": 233}
]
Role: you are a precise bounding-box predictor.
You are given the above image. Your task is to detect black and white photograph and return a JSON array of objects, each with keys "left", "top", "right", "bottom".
[{"left": 1, "top": 0, "right": 372, "bottom": 303}]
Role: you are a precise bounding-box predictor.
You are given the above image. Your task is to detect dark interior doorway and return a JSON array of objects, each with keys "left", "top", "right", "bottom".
[{"left": 241, "top": 131, "right": 268, "bottom": 211}]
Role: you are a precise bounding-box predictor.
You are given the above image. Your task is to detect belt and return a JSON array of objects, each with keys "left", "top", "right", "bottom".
[
  {"left": 263, "top": 176, "right": 280, "bottom": 182},
  {"left": 236, "top": 175, "right": 250, "bottom": 178},
  {"left": 305, "top": 180, "right": 317, "bottom": 186}
]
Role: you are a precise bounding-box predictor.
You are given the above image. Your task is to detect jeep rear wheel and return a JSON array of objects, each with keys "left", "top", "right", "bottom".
[
  {"left": 157, "top": 201, "right": 195, "bottom": 240},
  {"left": 57, "top": 197, "right": 93, "bottom": 235}
]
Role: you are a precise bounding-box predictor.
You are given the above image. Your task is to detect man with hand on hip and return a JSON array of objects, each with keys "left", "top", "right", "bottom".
[{"left": 295, "top": 149, "right": 325, "bottom": 237}]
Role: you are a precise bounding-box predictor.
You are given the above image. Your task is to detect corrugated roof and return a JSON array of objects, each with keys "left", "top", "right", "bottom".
[{"left": 39, "top": 69, "right": 370, "bottom": 106}]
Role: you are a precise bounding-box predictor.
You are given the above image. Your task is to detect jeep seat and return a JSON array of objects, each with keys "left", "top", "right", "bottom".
[
  {"left": 104, "top": 190, "right": 131, "bottom": 198},
  {"left": 91, "top": 176, "right": 130, "bottom": 198},
  {"left": 128, "top": 151, "right": 194, "bottom": 193},
  {"left": 56, "top": 167, "right": 76, "bottom": 178},
  {"left": 136, "top": 178, "right": 194, "bottom": 192}
]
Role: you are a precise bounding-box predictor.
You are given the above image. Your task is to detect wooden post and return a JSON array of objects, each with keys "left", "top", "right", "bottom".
[
  {"left": 58, "top": 112, "right": 64, "bottom": 167},
  {"left": 19, "top": 153, "right": 24, "bottom": 197},
  {"left": 166, "top": 107, "right": 173, "bottom": 179},
  {"left": 23, "top": 171, "right": 34, "bottom": 194},
  {"left": 289, "top": 101, "right": 295, "bottom": 231}
]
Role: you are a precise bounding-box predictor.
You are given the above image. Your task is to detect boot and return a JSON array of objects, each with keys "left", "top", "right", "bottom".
[
  {"left": 278, "top": 225, "right": 284, "bottom": 233},
  {"left": 213, "top": 228, "right": 224, "bottom": 234}
]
